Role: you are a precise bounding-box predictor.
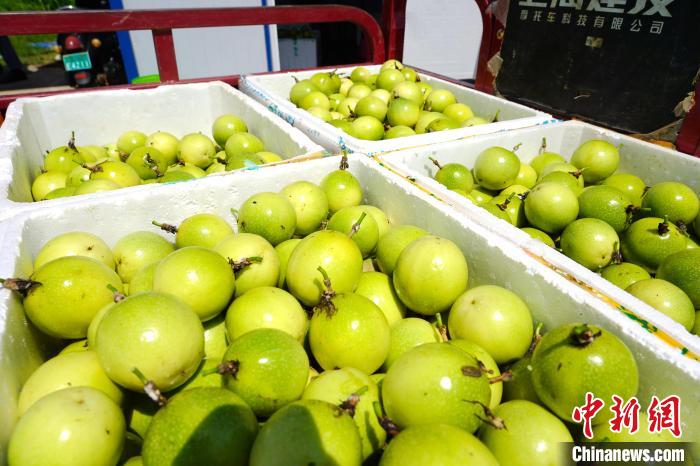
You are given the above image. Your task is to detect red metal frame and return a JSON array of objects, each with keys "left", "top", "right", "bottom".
[
  {"left": 0, "top": 5, "right": 385, "bottom": 109},
  {"left": 677, "top": 80, "right": 700, "bottom": 157}
]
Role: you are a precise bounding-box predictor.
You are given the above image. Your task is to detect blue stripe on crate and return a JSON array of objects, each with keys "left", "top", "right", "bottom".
[
  {"left": 262, "top": 0, "right": 273, "bottom": 72},
  {"left": 108, "top": 0, "right": 139, "bottom": 82}
]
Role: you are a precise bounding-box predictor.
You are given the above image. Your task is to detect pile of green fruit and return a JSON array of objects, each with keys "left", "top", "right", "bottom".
[
  {"left": 430, "top": 139, "right": 700, "bottom": 334},
  {"left": 30, "top": 114, "right": 285, "bottom": 202},
  {"left": 3, "top": 157, "right": 673, "bottom": 466},
  {"left": 287, "top": 59, "right": 492, "bottom": 141}
]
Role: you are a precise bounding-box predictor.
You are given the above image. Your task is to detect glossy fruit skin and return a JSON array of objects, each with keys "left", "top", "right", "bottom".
[
  {"left": 473, "top": 146, "right": 521, "bottom": 190},
  {"left": 442, "top": 102, "right": 474, "bottom": 124},
  {"left": 386, "top": 97, "right": 420, "bottom": 127},
  {"left": 212, "top": 114, "right": 248, "bottom": 147},
  {"left": 478, "top": 400, "right": 573, "bottom": 466},
  {"left": 392, "top": 81, "right": 423, "bottom": 106},
  {"left": 142, "top": 387, "right": 257, "bottom": 466},
  {"left": 128, "top": 262, "right": 158, "bottom": 295},
  {"left": 579, "top": 185, "right": 630, "bottom": 233},
  {"left": 44, "top": 186, "right": 76, "bottom": 199},
  {"left": 426, "top": 117, "right": 459, "bottom": 132},
  {"left": 17, "top": 350, "right": 123, "bottom": 416},
  {"left": 302, "top": 368, "right": 384, "bottom": 459},
  {"left": 24, "top": 256, "right": 123, "bottom": 339},
  {"left": 145, "top": 131, "right": 179, "bottom": 165},
  {"left": 602, "top": 172, "right": 646, "bottom": 207},
  {"left": 350, "top": 66, "right": 371, "bottom": 83},
  {"left": 237, "top": 192, "right": 297, "bottom": 246},
  {"left": 383, "top": 317, "right": 440, "bottom": 370},
  {"left": 320, "top": 168, "right": 363, "bottom": 214},
  {"left": 393, "top": 236, "right": 469, "bottom": 315},
  {"left": 599, "top": 262, "right": 651, "bottom": 290},
  {"left": 355, "top": 271, "right": 406, "bottom": 326},
  {"left": 571, "top": 139, "right": 620, "bottom": 183},
  {"left": 256, "top": 151, "right": 283, "bottom": 163},
  {"left": 538, "top": 170, "right": 583, "bottom": 196},
  {"left": 532, "top": 323, "right": 638, "bottom": 424},
  {"left": 376, "top": 225, "right": 428, "bottom": 274},
  {"left": 250, "top": 399, "right": 362, "bottom": 466},
  {"left": 117, "top": 130, "right": 147, "bottom": 154},
  {"left": 377, "top": 68, "right": 405, "bottom": 91},
  {"left": 226, "top": 286, "right": 308, "bottom": 342},
  {"left": 290, "top": 79, "right": 319, "bottom": 105},
  {"left": 8, "top": 387, "right": 125, "bottom": 466},
  {"left": 34, "top": 231, "right": 114, "bottom": 270},
  {"left": 275, "top": 238, "right": 301, "bottom": 288},
  {"left": 488, "top": 194, "right": 526, "bottom": 227},
  {"left": 383, "top": 343, "right": 491, "bottom": 433},
  {"left": 45, "top": 145, "right": 85, "bottom": 174},
  {"left": 358, "top": 204, "right": 391, "bottom": 238},
  {"left": 156, "top": 171, "right": 194, "bottom": 184},
  {"left": 224, "top": 132, "right": 265, "bottom": 159},
  {"left": 502, "top": 355, "right": 539, "bottom": 403},
  {"left": 434, "top": 162, "right": 474, "bottom": 192},
  {"left": 380, "top": 423, "right": 498, "bottom": 466},
  {"left": 215, "top": 232, "right": 280, "bottom": 297},
  {"left": 309, "top": 292, "right": 390, "bottom": 374},
  {"left": 177, "top": 133, "right": 216, "bottom": 168},
  {"left": 560, "top": 218, "right": 620, "bottom": 270},
  {"left": 621, "top": 217, "right": 687, "bottom": 272},
  {"left": 126, "top": 146, "right": 168, "bottom": 180},
  {"left": 59, "top": 339, "right": 89, "bottom": 354},
  {"left": 524, "top": 182, "right": 579, "bottom": 234},
  {"left": 32, "top": 171, "right": 67, "bottom": 201},
  {"left": 521, "top": 227, "right": 555, "bottom": 247},
  {"left": 225, "top": 152, "right": 264, "bottom": 171},
  {"left": 425, "top": 89, "right": 457, "bottom": 112},
  {"left": 626, "top": 279, "right": 695, "bottom": 330},
  {"left": 355, "top": 95, "right": 388, "bottom": 121},
  {"left": 307, "top": 106, "right": 332, "bottom": 122},
  {"left": 448, "top": 339, "right": 503, "bottom": 409},
  {"left": 280, "top": 181, "right": 329, "bottom": 236},
  {"left": 171, "top": 213, "right": 232, "bottom": 249},
  {"left": 352, "top": 115, "right": 384, "bottom": 141},
  {"left": 642, "top": 181, "right": 699, "bottom": 225},
  {"left": 299, "top": 90, "right": 331, "bottom": 110},
  {"left": 167, "top": 162, "right": 206, "bottom": 179},
  {"left": 448, "top": 285, "right": 533, "bottom": 364},
  {"left": 91, "top": 160, "right": 142, "bottom": 188},
  {"left": 153, "top": 246, "right": 235, "bottom": 321},
  {"left": 96, "top": 292, "right": 204, "bottom": 392},
  {"left": 113, "top": 231, "right": 173, "bottom": 283},
  {"left": 328, "top": 205, "right": 379, "bottom": 257},
  {"left": 529, "top": 151, "right": 565, "bottom": 176},
  {"left": 384, "top": 125, "right": 415, "bottom": 139},
  {"left": 67, "top": 165, "right": 91, "bottom": 186},
  {"left": 221, "top": 328, "right": 309, "bottom": 417},
  {"left": 657, "top": 248, "right": 700, "bottom": 308}
]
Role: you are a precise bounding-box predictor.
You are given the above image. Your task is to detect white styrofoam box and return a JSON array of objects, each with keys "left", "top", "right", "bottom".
[
  {"left": 378, "top": 119, "right": 700, "bottom": 343},
  {"left": 0, "top": 81, "right": 324, "bottom": 218},
  {"left": 239, "top": 65, "right": 555, "bottom": 155},
  {"left": 0, "top": 155, "right": 698, "bottom": 461}
]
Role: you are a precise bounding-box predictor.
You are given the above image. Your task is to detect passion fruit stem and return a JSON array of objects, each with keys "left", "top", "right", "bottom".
[
  {"left": 339, "top": 154, "right": 349, "bottom": 171},
  {"left": 314, "top": 266, "right": 338, "bottom": 317},
  {"left": 434, "top": 312, "right": 448, "bottom": 342},
  {"left": 216, "top": 157, "right": 227, "bottom": 164},
  {"left": 152, "top": 220, "right": 178, "bottom": 234},
  {"left": 83, "top": 163, "right": 103, "bottom": 173},
  {"left": 67, "top": 131, "right": 77, "bottom": 151},
  {"left": 570, "top": 324, "right": 602, "bottom": 347},
  {"left": 461, "top": 365, "right": 484, "bottom": 378},
  {"left": 203, "top": 359, "right": 240, "bottom": 379},
  {"left": 491, "top": 109, "right": 501, "bottom": 123},
  {"left": 228, "top": 256, "right": 263, "bottom": 272},
  {"left": 373, "top": 401, "right": 401, "bottom": 439},
  {"left": 569, "top": 169, "right": 584, "bottom": 179},
  {"left": 0, "top": 277, "right": 41, "bottom": 296},
  {"left": 291, "top": 75, "right": 299, "bottom": 83},
  {"left": 612, "top": 245, "right": 623, "bottom": 264},
  {"left": 658, "top": 216, "right": 670, "bottom": 235},
  {"left": 145, "top": 154, "right": 163, "bottom": 177},
  {"left": 496, "top": 193, "right": 516, "bottom": 211},
  {"left": 337, "top": 386, "right": 368, "bottom": 418},
  {"left": 131, "top": 367, "right": 168, "bottom": 407},
  {"left": 349, "top": 212, "right": 367, "bottom": 239},
  {"left": 428, "top": 157, "right": 443, "bottom": 170},
  {"left": 489, "top": 371, "right": 513, "bottom": 384},
  {"left": 527, "top": 322, "right": 544, "bottom": 356},
  {"left": 512, "top": 143, "right": 522, "bottom": 153},
  {"left": 106, "top": 284, "right": 126, "bottom": 302},
  {"left": 539, "top": 137, "right": 547, "bottom": 154},
  {"left": 466, "top": 400, "right": 507, "bottom": 430},
  {"left": 230, "top": 208, "right": 239, "bottom": 220},
  {"left": 675, "top": 220, "right": 689, "bottom": 236}
]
